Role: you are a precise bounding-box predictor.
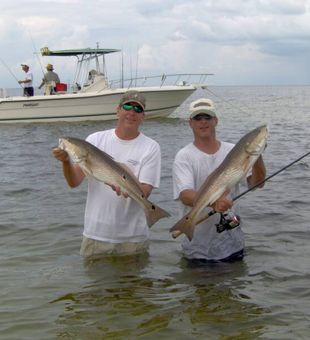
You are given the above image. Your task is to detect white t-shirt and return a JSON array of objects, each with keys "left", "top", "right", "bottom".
[
  {"left": 173, "top": 141, "right": 245, "bottom": 260},
  {"left": 83, "top": 129, "right": 161, "bottom": 243},
  {"left": 25, "top": 71, "right": 33, "bottom": 88}
]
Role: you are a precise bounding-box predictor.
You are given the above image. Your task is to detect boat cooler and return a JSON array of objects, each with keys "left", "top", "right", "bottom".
[{"left": 55, "top": 83, "right": 67, "bottom": 92}]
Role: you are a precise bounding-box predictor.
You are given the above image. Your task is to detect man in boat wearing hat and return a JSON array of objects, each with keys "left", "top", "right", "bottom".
[
  {"left": 18, "top": 64, "right": 34, "bottom": 97},
  {"left": 39, "top": 64, "right": 60, "bottom": 95}
]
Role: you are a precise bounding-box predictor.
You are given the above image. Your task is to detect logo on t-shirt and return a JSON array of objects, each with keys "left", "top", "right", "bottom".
[{"left": 127, "top": 159, "right": 139, "bottom": 166}]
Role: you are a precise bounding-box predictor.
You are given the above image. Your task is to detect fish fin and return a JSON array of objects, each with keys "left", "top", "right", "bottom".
[
  {"left": 118, "top": 162, "right": 142, "bottom": 188},
  {"left": 144, "top": 201, "right": 170, "bottom": 227},
  {"left": 169, "top": 214, "right": 195, "bottom": 241},
  {"left": 80, "top": 160, "right": 94, "bottom": 177}
]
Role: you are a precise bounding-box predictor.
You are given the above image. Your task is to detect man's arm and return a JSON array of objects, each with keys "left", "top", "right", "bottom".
[
  {"left": 18, "top": 79, "right": 32, "bottom": 84},
  {"left": 179, "top": 189, "right": 232, "bottom": 212}
]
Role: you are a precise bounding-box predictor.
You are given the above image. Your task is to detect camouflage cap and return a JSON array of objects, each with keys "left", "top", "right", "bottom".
[{"left": 119, "top": 90, "right": 146, "bottom": 110}]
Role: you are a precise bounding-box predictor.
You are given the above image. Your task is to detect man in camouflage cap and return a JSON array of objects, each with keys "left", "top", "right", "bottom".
[{"left": 119, "top": 90, "right": 146, "bottom": 111}]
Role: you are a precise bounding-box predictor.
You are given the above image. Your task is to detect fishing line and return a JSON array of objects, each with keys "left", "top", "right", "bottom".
[
  {"left": 204, "top": 87, "right": 253, "bottom": 117},
  {"left": 232, "top": 150, "right": 310, "bottom": 202},
  {"left": 0, "top": 57, "right": 23, "bottom": 89},
  {"left": 28, "top": 31, "right": 45, "bottom": 77}
]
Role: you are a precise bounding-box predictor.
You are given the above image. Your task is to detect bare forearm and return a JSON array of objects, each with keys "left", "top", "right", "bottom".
[
  {"left": 180, "top": 189, "right": 232, "bottom": 212},
  {"left": 52, "top": 147, "right": 84, "bottom": 188},
  {"left": 62, "top": 161, "right": 84, "bottom": 188},
  {"left": 179, "top": 190, "right": 197, "bottom": 207}
]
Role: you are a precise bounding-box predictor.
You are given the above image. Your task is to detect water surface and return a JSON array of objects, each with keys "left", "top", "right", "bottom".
[{"left": 0, "top": 86, "right": 309, "bottom": 339}]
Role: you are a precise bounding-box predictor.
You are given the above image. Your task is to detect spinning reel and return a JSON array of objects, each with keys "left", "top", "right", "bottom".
[{"left": 216, "top": 212, "right": 240, "bottom": 233}]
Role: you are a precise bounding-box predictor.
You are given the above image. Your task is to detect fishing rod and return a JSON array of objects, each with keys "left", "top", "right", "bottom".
[
  {"left": 28, "top": 31, "right": 45, "bottom": 77},
  {"left": 172, "top": 151, "right": 310, "bottom": 237},
  {"left": 216, "top": 150, "right": 310, "bottom": 232},
  {"left": 233, "top": 150, "right": 310, "bottom": 202},
  {"left": 0, "top": 57, "right": 24, "bottom": 89}
]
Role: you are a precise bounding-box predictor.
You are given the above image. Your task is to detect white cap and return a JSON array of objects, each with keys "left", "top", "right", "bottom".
[{"left": 189, "top": 98, "right": 216, "bottom": 119}]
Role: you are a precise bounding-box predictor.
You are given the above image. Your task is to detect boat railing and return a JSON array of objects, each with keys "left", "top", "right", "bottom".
[
  {"left": 0, "top": 88, "right": 8, "bottom": 98},
  {"left": 107, "top": 73, "right": 213, "bottom": 89}
]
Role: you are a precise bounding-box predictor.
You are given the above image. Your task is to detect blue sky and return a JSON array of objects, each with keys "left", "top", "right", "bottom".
[{"left": 1, "top": 0, "right": 310, "bottom": 88}]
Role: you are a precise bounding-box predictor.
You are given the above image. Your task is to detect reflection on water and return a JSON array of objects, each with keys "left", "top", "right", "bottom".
[{"left": 50, "top": 254, "right": 269, "bottom": 339}]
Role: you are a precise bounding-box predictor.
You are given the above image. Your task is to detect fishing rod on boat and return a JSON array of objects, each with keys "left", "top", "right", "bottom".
[
  {"left": 0, "top": 57, "right": 24, "bottom": 89},
  {"left": 28, "top": 32, "right": 45, "bottom": 77}
]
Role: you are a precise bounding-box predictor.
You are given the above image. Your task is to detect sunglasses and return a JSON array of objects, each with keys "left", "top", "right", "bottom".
[
  {"left": 192, "top": 114, "right": 213, "bottom": 121},
  {"left": 122, "top": 103, "right": 144, "bottom": 113}
]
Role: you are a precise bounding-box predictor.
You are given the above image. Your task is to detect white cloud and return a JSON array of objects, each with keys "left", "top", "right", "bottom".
[{"left": 1, "top": 0, "right": 310, "bottom": 86}]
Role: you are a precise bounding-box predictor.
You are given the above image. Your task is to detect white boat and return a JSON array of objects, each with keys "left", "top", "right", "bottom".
[{"left": 0, "top": 47, "right": 212, "bottom": 124}]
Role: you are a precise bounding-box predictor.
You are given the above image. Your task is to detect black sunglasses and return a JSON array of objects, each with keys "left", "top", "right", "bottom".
[
  {"left": 122, "top": 103, "right": 144, "bottom": 113},
  {"left": 192, "top": 114, "right": 213, "bottom": 121}
]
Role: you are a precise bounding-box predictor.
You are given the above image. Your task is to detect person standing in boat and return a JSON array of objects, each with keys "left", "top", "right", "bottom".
[
  {"left": 18, "top": 64, "right": 34, "bottom": 97},
  {"left": 38, "top": 64, "right": 60, "bottom": 95}
]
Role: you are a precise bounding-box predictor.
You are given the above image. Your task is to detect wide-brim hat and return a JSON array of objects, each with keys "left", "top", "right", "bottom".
[
  {"left": 119, "top": 90, "right": 146, "bottom": 110},
  {"left": 189, "top": 98, "right": 216, "bottom": 119}
]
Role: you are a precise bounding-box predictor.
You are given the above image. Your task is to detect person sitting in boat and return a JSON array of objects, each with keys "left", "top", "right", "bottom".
[
  {"left": 38, "top": 64, "right": 60, "bottom": 95},
  {"left": 18, "top": 64, "right": 34, "bottom": 97}
]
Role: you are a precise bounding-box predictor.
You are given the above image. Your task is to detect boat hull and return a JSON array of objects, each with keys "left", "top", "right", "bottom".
[{"left": 0, "top": 86, "right": 195, "bottom": 123}]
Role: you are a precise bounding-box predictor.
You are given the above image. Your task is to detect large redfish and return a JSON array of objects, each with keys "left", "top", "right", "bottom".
[
  {"left": 59, "top": 137, "right": 170, "bottom": 227},
  {"left": 170, "top": 125, "right": 268, "bottom": 240}
]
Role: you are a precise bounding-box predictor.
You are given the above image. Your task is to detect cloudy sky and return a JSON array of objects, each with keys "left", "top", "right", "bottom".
[{"left": 1, "top": 0, "right": 310, "bottom": 88}]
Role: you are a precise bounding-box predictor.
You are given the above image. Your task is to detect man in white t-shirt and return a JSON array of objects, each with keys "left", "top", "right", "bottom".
[
  {"left": 53, "top": 90, "right": 162, "bottom": 258},
  {"left": 18, "top": 64, "right": 34, "bottom": 97},
  {"left": 173, "top": 98, "right": 266, "bottom": 263}
]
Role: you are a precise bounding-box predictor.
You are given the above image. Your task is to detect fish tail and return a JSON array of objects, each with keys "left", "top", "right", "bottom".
[
  {"left": 145, "top": 202, "right": 171, "bottom": 227},
  {"left": 169, "top": 214, "right": 195, "bottom": 241}
]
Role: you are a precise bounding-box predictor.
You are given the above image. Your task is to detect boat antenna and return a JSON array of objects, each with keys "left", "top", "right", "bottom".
[
  {"left": 0, "top": 57, "right": 23, "bottom": 89},
  {"left": 135, "top": 45, "right": 139, "bottom": 87},
  {"left": 130, "top": 48, "right": 133, "bottom": 86},
  {"left": 121, "top": 50, "right": 124, "bottom": 88}
]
